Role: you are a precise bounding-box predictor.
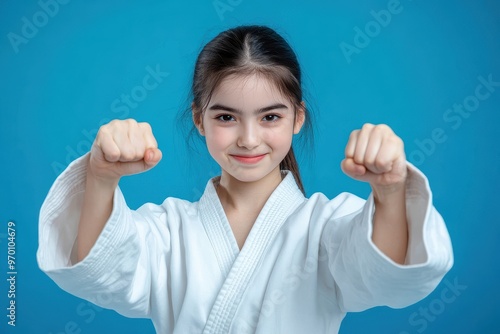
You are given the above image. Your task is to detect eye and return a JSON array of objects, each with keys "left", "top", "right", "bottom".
[
  {"left": 262, "top": 114, "right": 281, "bottom": 122},
  {"left": 215, "top": 114, "right": 235, "bottom": 122}
]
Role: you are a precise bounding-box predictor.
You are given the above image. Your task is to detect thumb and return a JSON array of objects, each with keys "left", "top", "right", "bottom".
[
  {"left": 144, "top": 147, "right": 162, "bottom": 169},
  {"left": 116, "top": 148, "right": 162, "bottom": 176},
  {"left": 341, "top": 158, "right": 387, "bottom": 184},
  {"left": 341, "top": 158, "right": 369, "bottom": 182}
]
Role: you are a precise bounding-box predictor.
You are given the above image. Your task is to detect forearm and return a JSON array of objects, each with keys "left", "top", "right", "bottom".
[
  {"left": 371, "top": 181, "right": 408, "bottom": 264},
  {"left": 76, "top": 160, "right": 119, "bottom": 262}
]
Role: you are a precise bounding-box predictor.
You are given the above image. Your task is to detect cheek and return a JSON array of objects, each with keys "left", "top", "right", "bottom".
[
  {"left": 265, "top": 126, "right": 293, "bottom": 147},
  {"left": 205, "top": 127, "right": 232, "bottom": 153}
]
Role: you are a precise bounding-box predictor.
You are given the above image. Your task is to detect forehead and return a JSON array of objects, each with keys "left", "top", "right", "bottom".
[{"left": 210, "top": 73, "right": 290, "bottom": 105}]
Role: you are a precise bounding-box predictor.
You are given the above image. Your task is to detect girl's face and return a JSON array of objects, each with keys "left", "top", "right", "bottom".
[{"left": 196, "top": 74, "right": 304, "bottom": 184}]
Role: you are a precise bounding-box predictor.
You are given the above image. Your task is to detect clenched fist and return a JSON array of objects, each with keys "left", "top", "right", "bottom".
[
  {"left": 341, "top": 123, "right": 407, "bottom": 190},
  {"left": 89, "top": 119, "right": 162, "bottom": 182}
]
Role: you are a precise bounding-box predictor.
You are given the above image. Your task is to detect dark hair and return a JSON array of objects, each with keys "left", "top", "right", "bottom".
[{"left": 180, "top": 25, "right": 314, "bottom": 195}]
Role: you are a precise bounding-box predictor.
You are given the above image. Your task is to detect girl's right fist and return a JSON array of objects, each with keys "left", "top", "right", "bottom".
[{"left": 88, "top": 119, "right": 162, "bottom": 182}]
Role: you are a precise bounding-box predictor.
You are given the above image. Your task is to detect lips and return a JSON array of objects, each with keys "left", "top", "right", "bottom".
[{"left": 230, "top": 154, "right": 267, "bottom": 164}]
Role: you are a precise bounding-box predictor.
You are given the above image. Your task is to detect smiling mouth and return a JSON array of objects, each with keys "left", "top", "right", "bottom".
[{"left": 230, "top": 154, "right": 267, "bottom": 164}]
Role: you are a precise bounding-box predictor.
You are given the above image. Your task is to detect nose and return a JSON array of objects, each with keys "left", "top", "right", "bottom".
[{"left": 237, "top": 122, "right": 260, "bottom": 150}]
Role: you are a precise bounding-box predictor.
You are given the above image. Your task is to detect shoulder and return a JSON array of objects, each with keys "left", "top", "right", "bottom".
[
  {"left": 288, "top": 192, "right": 366, "bottom": 225},
  {"left": 131, "top": 196, "right": 198, "bottom": 224},
  {"left": 162, "top": 196, "right": 199, "bottom": 216},
  {"left": 301, "top": 191, "right": 366, "bottom": 220}
]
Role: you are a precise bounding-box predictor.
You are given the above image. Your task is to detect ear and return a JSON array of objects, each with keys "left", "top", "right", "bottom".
[
  {"left": 192, "top": 102, "right": 205, "bottom": 136},
  {"left": 293, "top": 101, "right": 306, "bottom": 134}
]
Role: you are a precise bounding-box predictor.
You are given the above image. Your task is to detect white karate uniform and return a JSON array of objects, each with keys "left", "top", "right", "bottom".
[{"left": 37, "top": 155, "right": 453, "bottom": 334}]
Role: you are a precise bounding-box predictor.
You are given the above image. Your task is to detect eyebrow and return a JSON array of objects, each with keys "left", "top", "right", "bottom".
[{"left": 207, "top": 103, "right": 288, "bottom": 114}]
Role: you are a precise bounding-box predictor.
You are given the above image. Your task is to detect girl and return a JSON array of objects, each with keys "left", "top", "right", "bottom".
[{"left": 38, "top": 25, "right": 453, "bottom": 333}]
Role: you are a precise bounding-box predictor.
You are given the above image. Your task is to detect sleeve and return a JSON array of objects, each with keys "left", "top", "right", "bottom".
[
  {"left": 36, "top": 154, "right": 172, "bottom": 319},
  {"left": 321, "top": 162, "right": 454, "bottom": 312}
]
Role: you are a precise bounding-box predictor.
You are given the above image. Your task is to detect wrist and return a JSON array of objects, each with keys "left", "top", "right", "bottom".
[
  {"left": 86, "top": 166, "right": 120, "bottom": 191},
  {"left": 371, "top": 179, "right": 407, "bottom": 205}
]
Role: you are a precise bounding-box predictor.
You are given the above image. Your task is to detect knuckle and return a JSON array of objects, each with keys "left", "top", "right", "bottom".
[
  {"left": 386, "top": 135, "right": 402, "bottom": 146},
  {"left": 109, "top": 119, "right": 122, "bottom": 128},
  {"left": 125, "top": 118, "right": 138, "bottom": 127},
  {"left": 364, "top": 159, "right": 375, "bottom": 169},
  {"left": 106, "top": 149, "right": 120, "bottom": 161},
  {"left": 96, "top": 131, "right": 112, "bottom": 147},
  {"left": 98, "top": 123, "right": 112, "bottom": 135},
  {"left": 120, "top": 147, "right": 135, "bottom": 161},
  {"left": 139, "top": 122, "right": 152, "bottom": 131},
  {"left": 372, "top": 124, "right": 386, "bottom": 134},
  {"left": 364, "top": 155, "right": 375, "bottom": 165},
  {"left": 134, "top": 149, "right": 144, "bottom": 160},
  {"left": 374, "top": 158, "right": 387, "bottom": 170},
  {"left": 136, "top": 142, "right": 147, "bottom": 155},
  {"left": 96, "top": 128, "right": 108, "bottom": 140},
  {"left": 362, "top": 123, "right": 374, "bottom": 131},
  {"left": 376, "top": 123, "right": 390, "bottom": 131},
  {"left": 353, "top": 153, "right": 363, "bottom": 164}
]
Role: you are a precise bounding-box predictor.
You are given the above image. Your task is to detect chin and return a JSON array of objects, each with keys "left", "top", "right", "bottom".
[
  {"left": 229, "top": 171, "right": 265, "bottom": 183},
  {"left": 225, "top": 166, "right": 279, "bottom": 184}
]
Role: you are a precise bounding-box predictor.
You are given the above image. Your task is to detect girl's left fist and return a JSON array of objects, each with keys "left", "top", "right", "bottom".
[{"left": 341, "top": 123, "right": 407, "bottom": 188}]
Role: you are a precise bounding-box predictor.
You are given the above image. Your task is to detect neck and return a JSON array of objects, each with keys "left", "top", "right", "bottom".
[{"left": 216, "top": 167, "right": 283, "bottom": 212}]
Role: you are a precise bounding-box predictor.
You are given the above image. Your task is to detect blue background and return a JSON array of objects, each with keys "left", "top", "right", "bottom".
[{"left": 1, "top": 0, "right": 499, "bottom": 333}]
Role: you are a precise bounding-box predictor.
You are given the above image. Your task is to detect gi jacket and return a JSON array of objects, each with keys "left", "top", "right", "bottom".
[{"left": 37, "top": 155, "right": 453, "bottom": 333}]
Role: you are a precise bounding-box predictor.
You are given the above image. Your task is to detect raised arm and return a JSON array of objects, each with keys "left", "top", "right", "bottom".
[
  {"left": 77, "top": 119, "right": 162, "bottom": 262},
  {"left": 341, "top": 123, "right": 408, "bottom": 264}
]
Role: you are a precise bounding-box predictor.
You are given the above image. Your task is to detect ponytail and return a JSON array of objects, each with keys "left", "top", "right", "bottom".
[{"left": 280, "top": 147, "right": 305, "bottom": 195}]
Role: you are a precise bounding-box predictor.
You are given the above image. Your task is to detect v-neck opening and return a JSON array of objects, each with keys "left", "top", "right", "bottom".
[
  {"left": 198, "top": 176, "right": 240, "bottom": 277},
  {"left": 211, "top": 177, "right": 242, "bottom": 254},
  {"left": 210, "top": 170, "right": 292, "bottom": 254},
  {"left": 201, "top": 170, "right": 306, "bottom": 333},
  {"left": 197, "top": 170, "right": 305, "bottom": 276}
]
